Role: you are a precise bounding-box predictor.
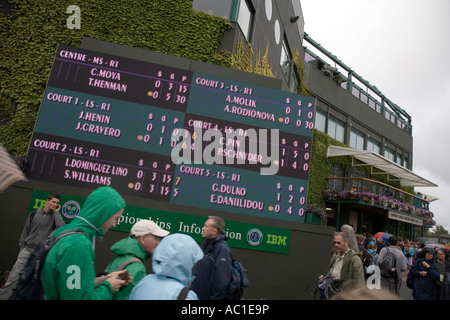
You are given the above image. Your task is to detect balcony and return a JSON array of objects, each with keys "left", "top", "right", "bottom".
[
  {"left": 323, "top": 177, "right": 435, "bottom": 226},
  {"left": 303, "top": 33, "right": 412, "bottom": 135}
]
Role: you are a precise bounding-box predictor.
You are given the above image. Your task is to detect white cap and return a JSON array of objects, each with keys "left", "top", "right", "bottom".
[{"left": 131, "top": 220, "right": 170, "bottom": 238}]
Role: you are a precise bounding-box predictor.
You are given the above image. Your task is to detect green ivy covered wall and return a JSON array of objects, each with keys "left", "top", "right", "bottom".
[
  {"left": 307, "top": 129, "right": 349, "bottom": 208},
  {"left": 0, "top": 0, "right": 356, "bottom": 220},
  {"left": 0, "top": 0, "right": 232, "bottom": 155}
]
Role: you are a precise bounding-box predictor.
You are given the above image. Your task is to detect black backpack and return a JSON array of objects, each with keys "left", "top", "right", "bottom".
[
  {"left": 190, "top": 252, "right": 215, "bottom": 300},
  {"left": 379, "top": 247, "right": 397, "bottom": 279},
  {"left": 190, "top": 241, "right": 249, "bottom": 300},
  {"left": 226, "top": 258, "right": 249, "bottom": 300},
  {"left": 9, "top": 229, "right": 84, "bottom": 300},
  {"left": 214, "top": 240, "right": 249, "bottom": 300}
]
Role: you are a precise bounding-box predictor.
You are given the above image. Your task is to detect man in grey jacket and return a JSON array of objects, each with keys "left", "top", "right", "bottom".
[
  {"left": 0, "top": 193, "right": 65, "bottom": 300},
  {"left": 377, "top": 235, "right": 407, "bottom": 296}
]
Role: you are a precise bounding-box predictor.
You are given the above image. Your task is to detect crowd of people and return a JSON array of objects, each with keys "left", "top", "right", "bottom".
[
  {"left": 2, "top": 186, "right": 450, "bottom": 301},
  {"left": 0, "top": 187, "right": 238, "bottom": 300},
  {"left": 319, "top": 225, "right": 450, "bottom": 300}
]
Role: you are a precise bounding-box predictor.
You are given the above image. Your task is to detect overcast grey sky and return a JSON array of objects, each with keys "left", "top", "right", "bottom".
[{"left": 301, "top": 0, "right": 450, "bottom": 232}]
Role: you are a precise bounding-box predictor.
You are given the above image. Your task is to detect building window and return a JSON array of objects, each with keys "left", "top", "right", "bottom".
[
  {"left": 280, "top": 39, "right": 291, "bottom": 81},
  {"left": 368, "top": 98, "right": 376, "bottom": 110},
  {"left": 236, "top": 0, "right": 253, "bottom": 41},
  {"left": 290, "top": 70, "right": 299, "bottom": 93},
  {"left": 384, "top": 147, "right": 395, "bottom": 162},
  {"left": 367, "top": 137, "right": 381, "bottom": 154},
  {"left": 352, "top": 86, "right": 360, "bottom": 98},
  {"left": 349, "top": 128, "right": 365, "bottom": 150},
  {"left": 360, "top": 92, "right": 368, "bottom": 104},
  {"left": 403, "top": 156, "right": 409, "bottom": 169},
  {"left": 328, "top": 115, "right": 345, "bottom": 143},
  {"left": 280, "top": 38, "right": 299, "bottom": 93},
  {"left": 375, "top": 102, "right": 382, "bottom": 113},
  {"left": 396, "top": 153, "right": 403, "bottom": 166},
  {"left": 329, "top": 164, "right": 344, "bottom": 190},
  {"left": 349, "top": 167, "right": 366, "bottom": 179},
  {"left": 315, "top": 108, "right": 326, "bottom": 133}
]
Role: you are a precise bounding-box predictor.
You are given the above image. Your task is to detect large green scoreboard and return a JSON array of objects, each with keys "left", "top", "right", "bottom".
[{"left": 28, "top": 45, "right": 315, "bottom": 223}]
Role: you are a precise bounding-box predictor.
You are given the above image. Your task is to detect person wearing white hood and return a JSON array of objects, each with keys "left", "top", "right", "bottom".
[{"left": 129, "top": 233, "right": 204, "bottom": 300}]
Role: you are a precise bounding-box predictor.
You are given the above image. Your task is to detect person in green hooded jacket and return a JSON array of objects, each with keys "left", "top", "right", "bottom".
[
  {"left": 42, "top": 186, "right": 129, "bottom": 300},
  {"left": 104, "top": 219, "right": 169, "bottom": 300}
]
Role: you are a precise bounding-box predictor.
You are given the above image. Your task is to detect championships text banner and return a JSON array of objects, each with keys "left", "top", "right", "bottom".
[{"left": 29, "top": 190, "right": 290, "bottom": 254}]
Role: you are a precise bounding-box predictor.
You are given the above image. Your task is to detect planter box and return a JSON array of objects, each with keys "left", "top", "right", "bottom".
[{"left": 305, "top": 212, "right": 322, "bottom": 225}]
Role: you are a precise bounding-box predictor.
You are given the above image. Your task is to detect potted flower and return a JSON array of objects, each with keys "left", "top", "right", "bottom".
[
  {"left": 377, "top": 195, "right": 389, "bottom": 208},
  {"left": 399, "top": 202, "right": 410, "bottom": 212},
  {"left": 323, "top": 190, "right": 338, "bottom": 200},
  {"left": 305, "top": 204, "right": 327, "bottom": 224},
  {"left": 361, "top": 192, "right": 375, "bottom": 202}
]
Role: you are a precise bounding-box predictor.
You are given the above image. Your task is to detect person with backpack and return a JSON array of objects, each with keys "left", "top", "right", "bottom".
[
  {"left": 376, "top": 236, "right": 407, "bottom": 296},
  {"left": 129, "top": 233, "right": 203, "bottom": 300},
  {"left": 42, "top": 187, "right": 129, "bottom": 300},
  {"left": 0, "top": 193, "right": 65, "bottom": 300},
  {"left": 318, "top": 231, "right": 366, "bottom": 299},
  {"left": 356, "top": 234, "right": 370, "bottom": 272},
  {"left": 103, "top": 219, "right": 169, "bottom": 300},
  {"left": 190, "top": 216, "right": 234, "bottom": 300}
]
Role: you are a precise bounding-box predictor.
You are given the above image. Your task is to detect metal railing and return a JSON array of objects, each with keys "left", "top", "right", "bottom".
[
  {"left": 303, "top": 33, "right": 412, "bottom": 135},
  {"left": 325, "top": 177, "right": 430, "bottom": 212}
]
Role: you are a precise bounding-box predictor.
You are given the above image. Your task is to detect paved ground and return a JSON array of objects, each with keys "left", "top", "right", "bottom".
[{"left": 399, "top": 270, "right": 413, "bottom": 300}]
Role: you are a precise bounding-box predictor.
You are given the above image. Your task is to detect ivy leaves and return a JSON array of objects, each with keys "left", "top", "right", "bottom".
[{"left": 0, "top": 0, "right": 232, "bottom": 156}]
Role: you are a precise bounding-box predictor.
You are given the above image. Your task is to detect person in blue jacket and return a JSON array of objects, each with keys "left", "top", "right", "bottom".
[
  {"left": 190, "top": 216, "right": 233, "bottom": 300},
  {"left": 129, "top": 233, "right": 203, "bottom": 300},
  {"left": 410, "top": 247, "right": 440, "bottom": 300}
]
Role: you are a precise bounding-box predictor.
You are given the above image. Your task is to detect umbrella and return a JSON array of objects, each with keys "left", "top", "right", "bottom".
[
  {"left": 373, "top": 232, "right": 391, "bottom": 241},
  {"left": 424, "top": 241, "right": 445, "bottom": 249},
  {"left": 0, "top": 143, "right": 27, "bottom": 192}
]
